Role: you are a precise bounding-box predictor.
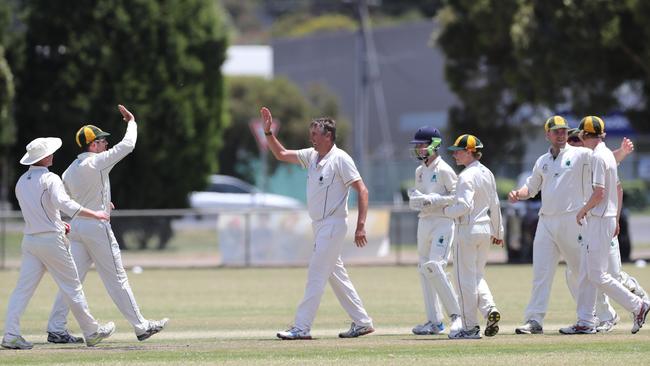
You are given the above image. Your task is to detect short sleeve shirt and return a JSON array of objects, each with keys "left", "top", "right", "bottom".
[
  {"left": 525, "top": 145, "right": 593, "bottom": 215},
  {"left": 296, "top": 145, "right": 361, "bottom": 221},
  {"left": 590, "top": 142, "right": 619, "bottom": 217}
]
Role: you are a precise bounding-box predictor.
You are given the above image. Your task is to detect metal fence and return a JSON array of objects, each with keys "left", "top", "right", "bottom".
[{"left": 0, "top": 206, "right": 427, "bottom": 270}]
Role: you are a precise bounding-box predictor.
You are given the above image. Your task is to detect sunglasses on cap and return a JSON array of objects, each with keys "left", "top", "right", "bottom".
[{"left": 567, "top": 136, "right": 581, "bottom": 143}]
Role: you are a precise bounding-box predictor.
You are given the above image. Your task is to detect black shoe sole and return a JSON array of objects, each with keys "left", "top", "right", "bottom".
[{"left": 485, "top": 310, "right": 501, "bottom": 337}]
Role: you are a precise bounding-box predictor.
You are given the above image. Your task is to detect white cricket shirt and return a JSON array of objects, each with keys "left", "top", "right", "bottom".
[
  {"left": 15, "top": 166, "right": 82, "bottom": 234},
  {"left": 524, "top": 144, "right": 592, "bottom": 215},
  {"left": 590, "top": 142, "right": 619, "bottom": 217},
  {"left": 414, "top": 156, "right": 457, "bottom": 218},
  {"left": 297, "top": 145, "right": 361, "bottom": 222},
  {"left": 443, "top": 160, "right": 503, "bottom": 239},
  {"left": 63, "top": 120, "right": 137, "bottom": 213}
]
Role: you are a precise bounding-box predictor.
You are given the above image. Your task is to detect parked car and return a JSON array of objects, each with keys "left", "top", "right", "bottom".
[{"left": 189, "top": 174, "right": 304, "bottom": 211}]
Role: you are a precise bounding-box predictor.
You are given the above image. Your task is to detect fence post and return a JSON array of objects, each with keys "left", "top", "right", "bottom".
[
  {"left": 244, "top": 212, "right": 251, "bottom": 267},
  {"left": 395, "top": 210, "right": 402, "bottom": 265}
]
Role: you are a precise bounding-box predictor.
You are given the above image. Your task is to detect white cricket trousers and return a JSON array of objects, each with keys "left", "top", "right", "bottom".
[
  {"left": 453, "top": 224, "right": 496, "bottom": 329},
  {"left": 523, "top": 213, "right": 615, "bottom": 325},
  {"left": 577, "top": 216, "right": 643, "bottom": 326},
  {"left": 4, "top": 232, "right": 99, "bottom": 338},
  {"left": 48, "top": 219, "right": 149, "bottom": 334},
  {"left": 417, "top": 216, "right": 460, "bottom": 323},
  {"left": 294, "top": 217, "right": 373, "bottom": 331}
]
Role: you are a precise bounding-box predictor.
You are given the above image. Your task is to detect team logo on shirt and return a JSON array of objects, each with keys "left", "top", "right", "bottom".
[
  {"left": 436, "top": 235, "right": 445, "bottom": 247},
  {"left": 578, "top": 234, "right": 583, "bottom": 247},
  {"left": 565, "top": 160, "right": 571, "bottom": 167},
  {"left": 417, "top": 171, "right": 423, "bottom": 183},
  {"left": 542, "top": 164, "right": 548, "bottom": 173},
  {"left": 431, "top": 174, "right": 437, "bottom": 183}
]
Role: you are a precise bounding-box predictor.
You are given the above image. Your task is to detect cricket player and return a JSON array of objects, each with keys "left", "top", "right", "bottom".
[
  {"left": 509, "top": 116, "right": 631, "bottom": 335},
  {"left": 2, "top": 137, "right": 114, "bottom": 349},
  {"left": 561, "top": 116, "right": 650, "bottom": 334},
  {"left": 441, "top": 134, "right": 504, "bottom": 339},
  {"left": 47, "top": 105, "right": 168, "bottom": 342},
  {"left": 407, "top": 126, "right": 463, "bottom": 337},
  {"left": 259, "top": 107, "right": 374, "bottom": 340},
  {"left": 565, "top": 128, "right": 647, "bottom": 332}
]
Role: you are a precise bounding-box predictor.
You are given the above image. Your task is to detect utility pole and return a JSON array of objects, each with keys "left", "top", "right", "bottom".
[{"left": 353, "top": 0, "right": 396, "bottom": 200}]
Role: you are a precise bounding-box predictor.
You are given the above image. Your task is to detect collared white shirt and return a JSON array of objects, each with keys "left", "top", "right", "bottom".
[
  {"left": 524, "top": 144, "right": 592, "bottom": 216},
  {"left": 443, "top": 160, "right": 503, "bottom": 239},
  {"left": 297, "top": 145, "right": 361, "bottom": 222},
  {"left": 590, "top": 142, "right": 619, "bottom": 217},
  {"left": 63, "top": 120, "right": 137, "bottom": 213},
  {"left": 414, "top": 155, "right": 457, "bottom": 218},
  {"left": 15, "top": 166, "right": 82, "bottom": 235}
]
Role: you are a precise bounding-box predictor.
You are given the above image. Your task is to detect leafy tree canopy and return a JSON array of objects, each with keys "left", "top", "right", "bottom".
[
  {"left": 13, "top": 0, "right": 228, "bottom": 209},
  {"left": 436, "top": 0, "right": 650, "bottom": 171}
]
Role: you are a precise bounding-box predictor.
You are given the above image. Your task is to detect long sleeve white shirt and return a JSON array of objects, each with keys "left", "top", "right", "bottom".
[
  {"left": 443, "top": 160, "right": 503, "bottom": 239},
  {"left": 15, "top": 166, "right": 82, "bottom": 235},
  {"left": 413, "top": 156, "right": 457, "bottom": 218},
  {"left": 62, "top": 120, "right": 137, "bottom": 213}
]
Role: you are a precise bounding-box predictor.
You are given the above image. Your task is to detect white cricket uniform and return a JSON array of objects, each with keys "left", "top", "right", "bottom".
[
  {"left": 577, "top": 142, "right": 643, "bottom": 326},
  {"left": 5, "top": 167, "right": 100, "bottom": 338},
  {"left": 292, "top": 145, "right": 373, "bottom": 331},
  {"left": 443, "top": 160, "right": 503, "bottom": 329},
  {"left": 47, "top": 120, "right": 151, "bottom": 336},
  {"left": 521, "top": 145, "right": 615, "bottom": 325},
  {"left": 413, "top": 156, "right": 461, "bottom": 323}
]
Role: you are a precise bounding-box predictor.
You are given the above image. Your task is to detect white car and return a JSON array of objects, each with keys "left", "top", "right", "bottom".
[{"left": 189, "top": 174, "right": 303, "bottom": 212}]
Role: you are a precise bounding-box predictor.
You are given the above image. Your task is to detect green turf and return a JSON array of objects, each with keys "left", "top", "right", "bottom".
[{"left": 1, "top": 264, "right": 649, "bottom": 365}]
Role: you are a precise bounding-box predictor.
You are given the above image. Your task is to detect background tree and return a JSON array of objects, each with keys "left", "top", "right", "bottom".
[
  {"left": 221, "top": 76, "right": 348, "bottom": 184},
  {"left": 0, "top": 0, "right": 16, "bottom": 209},
  {"left": 12, "top": 0, "right": 228, "bottom": 249},
  {"left": 13, "top": 0, "right": 228, "bottom": 209},
  {"left": 435, "top": 0, "right": 650, "bottom": 170}
]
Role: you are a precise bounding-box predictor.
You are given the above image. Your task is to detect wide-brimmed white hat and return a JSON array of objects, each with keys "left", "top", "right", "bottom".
[{"left": 20, "top": 137, "right": 63, "bottom": 165}]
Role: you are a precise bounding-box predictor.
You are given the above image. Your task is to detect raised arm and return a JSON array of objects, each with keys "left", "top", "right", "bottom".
[
  {"left": 92, "top": 104, "right": 137, "bottom": 170},
  {"left": 613, "top": 137, "right": 633, "bottom": 164},
  {"left": 260, "top": 107, "right": 301, "bottom": 165}
]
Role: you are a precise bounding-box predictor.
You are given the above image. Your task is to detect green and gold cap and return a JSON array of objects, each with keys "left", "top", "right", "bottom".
[
  {"left": 448, "top": 134, "right": 483, "bottom": 152},
  {"left": 75, "top": 125, "right": 110, "bottom": 147},
  {"left": 544, "top": 115, "right": 569, "bottom": 131},
  {"left": 578, "top": 116, "right": 605, "bottom": 135}
]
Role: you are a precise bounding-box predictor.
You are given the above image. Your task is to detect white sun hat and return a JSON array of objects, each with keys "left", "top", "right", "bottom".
[{"left": 20, "top": 137, "right": 63, "bottom": 165}]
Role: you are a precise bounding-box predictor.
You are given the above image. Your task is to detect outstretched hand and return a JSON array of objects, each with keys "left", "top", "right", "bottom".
[
  {"left": 118, "top": 104, "right": 135, "bottom": 123},
  {"left": 260, "top": 107, "right": 273, "bottom": 133},
  {"left": 620, "top": 137, "right": 634, "bottom": 157}
]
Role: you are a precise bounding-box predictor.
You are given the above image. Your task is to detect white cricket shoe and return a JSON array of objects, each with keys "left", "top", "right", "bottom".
[
  {"left": 338, "top": 322, "right": 375, "bottom": 338},
  {"left": 1, "top": 334, "right": 33, "bottom": 350},
  {"left": 596, "top": 313, "right": 619, "bottom": 333},
  {"left": 277, "top": 326, "right": 312, "bottom": 340},
  {"left": 448, "top": 326, "right": 481, "bottom": 339},
  {"left": 559, "top": 323, "right": 596, "bottom": 335},
  {"left": 85, "top": 322, "right": 115, "bottom": 347},
  {"left": 412, "top": 321, "right": 445, "bottom": 335},
  {"left": 515, "top": 319, "right": 543, "bottom": 334},
  {"left": 632, "top": 300, "right": 650, "bottom": 334},
  {"left": 137, "top": 318, "right": 169, "bottom": 341},
  {"left": 448, "top": 314, "right": 463, "bottom": 338}
]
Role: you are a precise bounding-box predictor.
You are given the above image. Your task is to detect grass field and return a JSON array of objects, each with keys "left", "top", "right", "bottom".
[{"left": 1, "top": 264, "right": 649, "bottom": 365}]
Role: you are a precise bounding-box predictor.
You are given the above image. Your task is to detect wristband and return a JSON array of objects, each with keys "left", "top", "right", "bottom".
[{"left": 264, "top": 130, "right": 272, "bottom": 136}]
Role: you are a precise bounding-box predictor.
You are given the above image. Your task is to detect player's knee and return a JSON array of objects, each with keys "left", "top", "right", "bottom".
[{"left": 420, "top": 260, "right": 447, "bottom": 279}]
